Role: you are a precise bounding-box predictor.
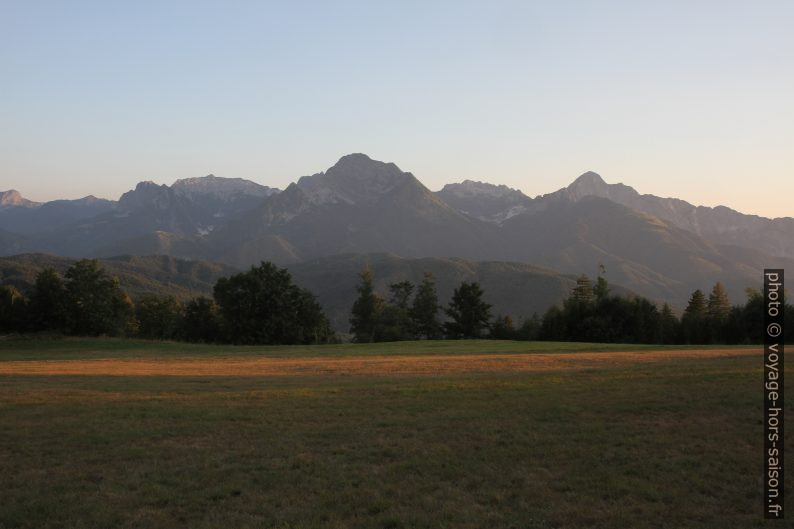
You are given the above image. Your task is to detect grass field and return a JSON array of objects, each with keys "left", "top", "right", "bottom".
[{"left": 0, "top": 338, "right": 785, "bottom": 528}]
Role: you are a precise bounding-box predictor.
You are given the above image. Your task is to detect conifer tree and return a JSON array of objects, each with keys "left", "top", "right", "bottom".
[
  {"left": 350, "top": 268, "right": 382, "bottom": 343},
  {"left": 707, "top": 282, "right": 731, "bottom": 320},
  {"left": 444, "top": 281, "right": 492, "bottom": 339},
  {"left": 410, "top": 273, "right": 441, "bottom": 339},
  {"left": 681, "top": 289, "right": 708, "bottom": 343}
]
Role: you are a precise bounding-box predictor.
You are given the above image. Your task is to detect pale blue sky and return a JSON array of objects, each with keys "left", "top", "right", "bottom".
[{"left": 2, "top": 1, "right": 792, "bottom": 217}]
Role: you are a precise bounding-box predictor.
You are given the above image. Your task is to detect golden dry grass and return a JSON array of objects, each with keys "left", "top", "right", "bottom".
[
  {"left": 0, "top": 347, "right": 758, "bottom": 377},
  {"left": 0, "top": 340, "right": 783, "bottom": 528}
]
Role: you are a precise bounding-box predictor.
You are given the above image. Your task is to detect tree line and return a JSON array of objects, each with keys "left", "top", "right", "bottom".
[
  {"left": 2, "top": 259, "right": 788, "bottom": 345},
  {"left": 0, "top": 259, "right": 334, "bottom": 345},
  {"left": 349, "top": 270, "right": 493, "bottom": 342},
  {"left": 349, "top": 270, "right": 791, "bottom": 344},
  {"left": 537, "top": 275, "right": 791, "bottom": 345}
]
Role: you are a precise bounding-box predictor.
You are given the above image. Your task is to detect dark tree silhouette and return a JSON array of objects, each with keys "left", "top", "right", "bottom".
[
  {"left": 490, "top": 314, "right": 516, "bottom": 340},
  {"left": 182, "top": 297, "right": 222, "bottom": 343},
  {"left": 410, "top": 273, "right": 442, "bottom": 340},
  {"left": 28, "top": 268, "right": 67, "bottom": 332},
  {"left": 64, "top": 259, "right": 134, "bottom": 336},
  {"left": 349, "top": 268, "right": 382, "bottom": 343},
  {"left": 214, "top": 261, "right": 332, "bottom": 345},
  {"left": 681, "top": 289, "right": 708, "bottom": 344},
  {"left": 135, "top": 294, "right": 184, "bottom": 340},
  {"left": 444, "top": 281, "right": 492, "bottom": 339}
]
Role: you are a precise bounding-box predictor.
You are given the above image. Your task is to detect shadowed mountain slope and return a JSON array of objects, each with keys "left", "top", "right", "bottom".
[
  {"left": 0, "top": 253, "right": 235, "bottom": 301},
  {"left": 210, "top": 154, "right": 507, "bottom": 267}
]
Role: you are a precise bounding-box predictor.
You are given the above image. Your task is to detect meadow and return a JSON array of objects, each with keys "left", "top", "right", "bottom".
[{"left": 0, "top": 339, "right": 784, "bottom": 529}]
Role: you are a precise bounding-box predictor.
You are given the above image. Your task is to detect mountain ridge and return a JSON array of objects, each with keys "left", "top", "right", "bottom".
[{"left": 1, "top": 154, "right": 789, "bottom": 309}]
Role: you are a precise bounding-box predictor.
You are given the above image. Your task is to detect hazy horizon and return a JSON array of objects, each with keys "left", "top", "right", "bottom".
[{"left": 3, "top": 1, "right": 792, "bottom": 217}]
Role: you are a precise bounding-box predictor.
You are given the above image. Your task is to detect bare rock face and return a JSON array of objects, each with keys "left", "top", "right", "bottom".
[
  {"left": 0, "top": 190, "right": 39, "bottom": 209},
  {"left": 119, "top": 181, "right": 174, "bottom": 211},
  {"left": 436, "top": 180, "right": 531, "bottom": 223},
  {"left": 172, "top": 175, "right": 278, "bottom": 201},
  {"left": 208, "top": 153, "right": 506, "bottom": 267},
  {"left": 294, "top": 153, "right": 413, "bottom": 206}
]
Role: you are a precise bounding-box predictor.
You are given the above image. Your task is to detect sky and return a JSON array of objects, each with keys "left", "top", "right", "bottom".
[{"left": 2, "top": 1, "right": 792, "bottom": 217}]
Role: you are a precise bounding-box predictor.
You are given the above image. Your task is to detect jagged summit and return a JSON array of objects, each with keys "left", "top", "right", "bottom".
[
  {"left": 436, "top": 180, "right": 531, "bottom": 224},
  {"left": 118, "top": 181, "right": 172, "bottom": 211},
  {"left": 294, "top": 153, "right": 416, "bottom": 206},
  {"left": 440, "top": 180, "right": 525, "bottom": 199},
  {"left": 3, "top": 154, "right": 794, "bottom": 311},
  {"left": 172, "top": 174, "right": 277, "bottom": 199}
]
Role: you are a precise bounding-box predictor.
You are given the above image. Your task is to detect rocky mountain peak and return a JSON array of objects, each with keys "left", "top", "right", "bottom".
[
  {"left": 435, "top": 180, "right": 532, "bottom": 224},
  {"left": 295, "top": 153, "right": 417, "bottom": 206},
  {"left": 172, "top": 175, "right": 277, "bottom": 199},
  {"left": 570, "top": 171, "right": 606, "bottom": 186},
  {"left": 440, "top": 180, "right": 526, "bottom": 199},
  {"left": 563, "top": 171, "right": 615, "bottom": 201},
  {"left": 119, "top": 181, "right": 173, "bottom": 211},
  {"left": 0, "top": 190, "right": 39, "bottom": 208},
  {"left": 331, "top": 152, "right": 377, "bottom": 168}
]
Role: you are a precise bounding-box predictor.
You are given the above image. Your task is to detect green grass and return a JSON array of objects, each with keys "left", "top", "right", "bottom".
[
  {"left": 0, "top": 336, "right": 749, "bottom": 362},
  {"left": 0, "top": 339, "right": 782, "bottom": 529}
]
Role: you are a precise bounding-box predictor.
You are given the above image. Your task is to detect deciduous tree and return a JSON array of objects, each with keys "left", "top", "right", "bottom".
[
  {"left": 214, "top": 261, "right": 332, "bottom": 345},
  {"left": 28, "top": 268, "right": 67, "bottom": 332},
  {"left": 64, "top": 259, "right": 134, "bottom": 336},
  {"left": 136, "top": 294, "right": 184, "bottom": 340}
]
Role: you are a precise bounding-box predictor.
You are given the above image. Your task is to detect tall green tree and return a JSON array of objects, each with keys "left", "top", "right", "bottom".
[
  {"left": 539, "top": 305, "right": 566, "bottom": 341},
  {"left": 350, "top": 268, "right": 383, "bottom": 343},
  {"left": 684, "top": 289, "right": 707, "bottom": 316},
  {"left": 293, "top": 288, "right": 335, "bottom": 344},
  {"left": 136, "top": 294, "right": 184, "bottom": 340},
  {"left": 28, "top": 268, "right": 67, "bottom": 332},
  {"left": 214, "top": 261, "right": 332, "bottom": 345},
  {"left": 490, "top": 314, "right": 516, "bottom": 340},
  {"left": 444, "top": 281, "right": 492, "bottom": 339},
  {"left": 368, "top": 280, "right": 415, "bottom": 342},
  {"left": 725, "top": 288, "right": 763, "bottom": 344},
  {"left": 706, "top": 282, "right": 731, "bottom": 343},
  {"left": 707, "top": 282, "right": 731, "bottom": 320},
  {"left": 64, "top": 259, "right": 134, "bottom": 336},
  {"left": 681, "top": 289, "right": 708, "bottom": 344},
  {"left": 515, "top": 313, "right": 542, "bottom": 341},
  {"left": 389, "top": 281, "right": 414, "bottom": 309},
  {"left": 182, "top": 297, "right": 222, "bottom": 343},
  {"left": 658, "top": 303, "right": 679, "bottom": 344},
  {"left": 409, "top": 273, "right": 442, "bottom": 339}
]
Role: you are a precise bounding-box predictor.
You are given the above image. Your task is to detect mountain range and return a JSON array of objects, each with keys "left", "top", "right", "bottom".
[{"left": 2, "top": 154, "right": 791, "bottom": 310}]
